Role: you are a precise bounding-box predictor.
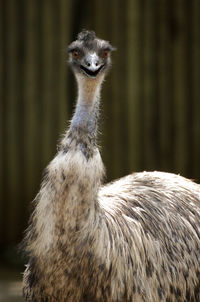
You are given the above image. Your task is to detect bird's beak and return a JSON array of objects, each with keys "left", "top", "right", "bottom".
[{"left": 84, "top": 53, "right": 101, "bottom": 72}]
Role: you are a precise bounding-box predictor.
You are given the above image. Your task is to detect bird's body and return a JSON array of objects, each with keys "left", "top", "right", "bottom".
[{"left": 22, "top": 31, "right": 200, "bottom": 302}]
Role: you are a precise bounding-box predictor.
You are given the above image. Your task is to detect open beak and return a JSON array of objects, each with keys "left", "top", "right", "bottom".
[{"left": 80, "top": 53, "right": 104, "bottom": 78}]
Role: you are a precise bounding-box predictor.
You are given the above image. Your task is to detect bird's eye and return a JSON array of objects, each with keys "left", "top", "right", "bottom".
[
  {"left": 72, "top": 50, "right": 79, "bottom": 59},
  {"left": 103, "top": 50, "right": 109, "bottom": 58}
]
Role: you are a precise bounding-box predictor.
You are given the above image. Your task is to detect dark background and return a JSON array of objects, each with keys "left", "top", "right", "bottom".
[{"left": 1, "top": 0, "right": 200, "bottom": 267}]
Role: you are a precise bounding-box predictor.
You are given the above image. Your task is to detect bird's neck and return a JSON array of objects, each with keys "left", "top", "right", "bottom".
[{"left": 70, "top": 75, "right": 103, "bottom": 139}]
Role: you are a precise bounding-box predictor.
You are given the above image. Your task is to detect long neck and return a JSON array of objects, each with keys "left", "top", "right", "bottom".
[
  {"left": 70, "top": 75, "right": 103, "bottom": 141},
  {"left": 57, "top": 74, "right": 105, "bottom": 226}
]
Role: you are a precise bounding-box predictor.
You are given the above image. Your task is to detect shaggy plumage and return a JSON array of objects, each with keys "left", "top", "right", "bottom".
[{"left": 22, "top": 31, "right": 200, "bottom": 302}]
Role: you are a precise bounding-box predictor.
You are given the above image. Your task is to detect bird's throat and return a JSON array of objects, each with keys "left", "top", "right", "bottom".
[
  {"left": 71, "top": 75, "right": 103, "bottom": 135},
  {"left": 76, "top": 74, "right": 102, "bottom": 106}
]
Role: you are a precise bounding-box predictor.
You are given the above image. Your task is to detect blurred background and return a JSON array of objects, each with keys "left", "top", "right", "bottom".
[{"left": 1, "top": 0, "right": 200, "bottom": 300}]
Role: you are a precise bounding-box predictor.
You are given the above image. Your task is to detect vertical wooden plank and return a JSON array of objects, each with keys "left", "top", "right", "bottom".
[
  {"left": 14, "top": 0, "right": 26, "bottom": 240},
  {"left": 23, "top": 0, "right": 41, "bottom": 222},
  {"left": 184, "top": 1, "right": 194, "bottom": 178},
  {"left": 158, "top": 0, "right": 175, "bottom": 172},
  {"left": 138, "top": 0, "right": 145, "bottom": 171},
  {"left": 143, "top": 0, "right": 159, "bottom": 170},
  {"left": 109, "top": 0, "right": 130, "bottom": 178},
  {"left": 4, "top": 0, "right": 22, "bottom": 241},
  {"left": 57, "top": 0, "right": 72, "bottom": 134},
  {"left": 84, "top": 1, "right": 96, "bottom": 30},
  {"left": 110, "top": 0, "right": 121, "bottom": 177},
  {"left": 120, "top": 7, "right": 130, "bottom": 176},
  {"left": 192, "top": 0, "right": 200, "bottom": 181},
  {"left": 40, "top": 0, "right": 57, "bottom": 167},
  {"left": 93, "top": 0, "right": 107, "bottom": 36},
  {"left": 127, "top": 0, "right": 143, "bottom": 172},
  {"left": 0, "top": 0, "right": 2, "bottom": 168},
  {"left": 116, "top": 1, "right": 132, "bottom": 177},
  {"left": 173, "top": 0, "right": 188, "bottom": 175},
  {"left": 0, "top": 0, "right": 5, "bottom": 242},
  {"left": 93, "top": 0, "right": 116, "bottom": 181}
]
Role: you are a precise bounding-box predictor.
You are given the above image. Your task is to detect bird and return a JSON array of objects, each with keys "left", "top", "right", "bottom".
[{"left": 22, "top": 30, "right": 200, "bottom": 302}]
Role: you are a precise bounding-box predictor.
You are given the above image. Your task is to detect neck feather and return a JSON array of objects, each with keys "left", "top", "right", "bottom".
[{"left": 70, "top": 75, "right": 103, "bottom": 136}]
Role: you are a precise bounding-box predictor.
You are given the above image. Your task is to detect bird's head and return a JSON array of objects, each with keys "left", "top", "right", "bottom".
[{"left": 67, "top": 30, "right": 115, "bottom": 80}]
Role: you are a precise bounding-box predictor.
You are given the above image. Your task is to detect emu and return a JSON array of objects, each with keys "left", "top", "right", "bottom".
[{"left": 22, "top": 30, "right": 200, "bottom": 301}]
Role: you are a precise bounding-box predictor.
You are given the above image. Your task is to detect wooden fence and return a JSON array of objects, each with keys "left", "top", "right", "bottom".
[{"left": 1, "top": 0, "right": 200, "bottom": 244}]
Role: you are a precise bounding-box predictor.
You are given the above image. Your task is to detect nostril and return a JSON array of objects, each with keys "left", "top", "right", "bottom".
[
  {"left": 87, "top": 62, "right": 91, "bottom": 67},
  {"left": 95, "top": 61, "right": 99, "bottom": 66}
]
